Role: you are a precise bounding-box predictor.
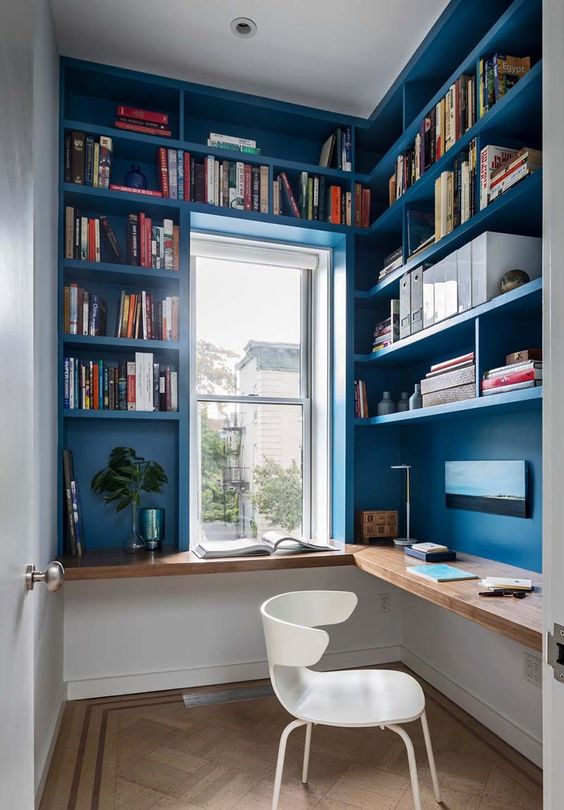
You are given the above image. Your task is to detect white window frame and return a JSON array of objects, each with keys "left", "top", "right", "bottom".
[{"left": 189, "top": 233, "right": 331, "bottom": 544}]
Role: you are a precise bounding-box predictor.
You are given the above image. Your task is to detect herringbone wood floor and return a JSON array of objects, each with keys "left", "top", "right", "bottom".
[{"left": 41, "top": 666, "right": 542, "bottom": 810}]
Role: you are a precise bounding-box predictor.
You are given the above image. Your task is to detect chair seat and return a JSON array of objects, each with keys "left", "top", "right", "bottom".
[{"left": 288, "top": 668, "right": 425, "bottom": 727}]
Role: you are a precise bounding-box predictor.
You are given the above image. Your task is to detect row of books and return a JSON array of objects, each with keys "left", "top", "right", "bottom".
[
  {"left": 354, "top": 380, "right": 369, "bottom": 418},
  {"left": 207, "top": 132, "right": 261, "bottom": 155},
  {"left": 65, "top": 131, "right": 112, "bottom": 187},
  {"left": 273, "top": 172, "right": 349, "bottom": 225},
  {"left": 478, "top": 54, "right": 531, "bottom": 119},
  {"left": 114, "top": 104, "right": 172, "bottom": 137},
  {"left": 483, "top": 146, "right": 542, "bottom": 207},
  {"left": 378, "top": 246, "right": 403, "bottom": 281},
  {"left": 64, "top": 206, "right": 180, "bottom": 269},
  {"left": 63, "top": 353, "right": 178, "bottom": 412},
  {"left": 116, "top": 291, "right": 179, "bottom": 341},
  {"left": 182, "top": 155, "right": 269, "bottom": 211},
  {"left": 63, "top": 284, "right": 106, "bottom": 336},
  {"left": 481, "top": 351, "right": 542, "bottom": 396},
  {"left": 63, "top": 449, "right": 84, "bottom": 557},
  {"left": 434, "top": 138, "right": 478, "bottom": 242},
  {"left": 318, "top": 127, "right": 352, "bottom": 172},
  {"left": 372, "top": 300, "right": 400, "bottom": 353},
  {"left": 389, "top": 73, "right": 476, "bottom": 204}
]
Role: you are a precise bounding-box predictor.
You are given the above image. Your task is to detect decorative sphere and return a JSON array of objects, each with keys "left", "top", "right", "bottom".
[{"left": 500, "top": 269, "right": 530, "bottom": 293}]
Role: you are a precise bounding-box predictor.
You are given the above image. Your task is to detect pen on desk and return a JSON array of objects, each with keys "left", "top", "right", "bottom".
[{"left": 478, "top": 589, "right": 527, "bottom": 599}]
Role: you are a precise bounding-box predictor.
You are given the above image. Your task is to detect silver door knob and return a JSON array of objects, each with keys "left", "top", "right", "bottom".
[{"left": 25, "top": 561, "right": 65, "bottom": 591}]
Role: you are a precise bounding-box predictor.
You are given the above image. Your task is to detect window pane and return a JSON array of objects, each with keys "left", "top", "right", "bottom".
[
  {"left": 198, "top": 402, "right": 303, "bottom": 540},
  {"left": 195, "top": 257, "right": 303, "bottom": 397}
]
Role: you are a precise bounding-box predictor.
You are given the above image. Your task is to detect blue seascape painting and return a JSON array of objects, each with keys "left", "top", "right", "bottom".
[{"left": 445, "top": 460, "right": 528, "bottom": 518}]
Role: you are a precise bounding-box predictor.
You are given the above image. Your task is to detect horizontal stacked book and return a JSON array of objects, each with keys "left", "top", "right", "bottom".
[
  {"left": 114, "top": 104, "right": 172, "bottom": 137},
  {"left": 63, "top": 449, "right": 84, "bottom": 556},
  {"left": 420, "top": 352, "right": 476, "bottom": 408},
  {"left": 64, "top": 284, "right": 106, "bottom": 336},
  {"left": 353, "top": 184, "right": 372, "bottom": 228},
  {"left": 64, "top": 207, "right": 179, "bottom": 269},
  {"left": 318, "top": 127, "right": 352, "bottom": 172},
  {"left": 273, "top": 172, "right": 351, "bottom": 224},
  {"left": 480, "top": 144, "right": 542, "bottom": 209},
  {"left": 389, "top": 73, "right": 476, "bottom": 204},
  {"left": 354, "top": 380, "right": 368, "bottom": 418},
  {"left": 207, "top": 132, "right": 261, "bottom": 155},
  {"left": 404, "top": 542, "right": 456, "bottom": 562},
  {"left": 63, "top": 353, "right": 178, "bottom": 412},
  {"left": 378, "top": 247, "right": 403, "bottom": 282},
  {"left": 65, "top": 131, "right": 112, "bottom": 187},
  {"left": 481, "top": 350, "right": 542, "bottom": 396},
  {"left": 434, "top": 138, "right": 477, "bottom": 242},
  {"left": 116, "top": 291, "right": 179, "bottom": 341},
  {"left": 478, "top": 54, "right": 531, "bottom": 118},
  {"left": 372, "top": 301, "right": 399, "bottom": 352}
]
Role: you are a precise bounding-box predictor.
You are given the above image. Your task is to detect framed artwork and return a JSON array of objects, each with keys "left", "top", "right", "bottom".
[{"left": 445, "top": 460, "right": 528, "bottom": 518}]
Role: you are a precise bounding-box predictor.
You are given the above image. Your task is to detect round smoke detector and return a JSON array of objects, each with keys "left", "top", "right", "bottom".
[{"left": 231, "top": 17, "right": 257, "bottom": 38}]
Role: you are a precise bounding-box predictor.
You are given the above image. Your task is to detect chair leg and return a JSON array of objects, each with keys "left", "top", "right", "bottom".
[
  {"left": 421, "top": 710, "right": 441, "bottom": 803},
  {"left": 387, "top": 724, "right": 422, "bottom": 810},
  {"left": 302, "top": 722, "right": 313, "bottom": 784},
  {"left": 272, "top": 719, "right": 306, "bottom": 810}
]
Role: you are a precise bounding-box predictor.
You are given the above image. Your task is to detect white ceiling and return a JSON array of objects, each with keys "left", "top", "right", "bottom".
[{"left": 50, "top": 0, "right": 450, "bottom": 118}]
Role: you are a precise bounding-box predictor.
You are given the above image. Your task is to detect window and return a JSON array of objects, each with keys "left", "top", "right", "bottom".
[{"left": 190, "top": 235, "right": 330, "bottom": 544}]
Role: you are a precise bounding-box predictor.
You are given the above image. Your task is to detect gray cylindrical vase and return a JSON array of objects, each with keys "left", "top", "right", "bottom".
[
  {"left": 409, "top": 383, "right": 423, "bottom": 410},
  {"left": 377, "top": 391, "right": 396, "bottom": 416}
]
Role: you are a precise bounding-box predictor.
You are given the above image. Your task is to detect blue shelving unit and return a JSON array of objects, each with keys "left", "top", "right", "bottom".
[{"left": 58, "top": 0, "right": 542, "bottom": 568}]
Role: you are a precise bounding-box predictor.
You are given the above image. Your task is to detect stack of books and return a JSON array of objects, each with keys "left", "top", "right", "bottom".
[
  {"left": 116, "top": 292, "right": 179, "bottom": 342},
  {"left": 63, "top": 353, "right": 178, "bottom": 412},
  {"left": 114, "top": 104, "right": 172, "bottom": 137},
  {"left": 378, "top": 247, "right": 403, "bottom": 281},
  {"left": 65, "top": 131, "right": 112, "bottom": 188},
  {"left": 207, "top": 132, "right": 261, "bottom": 155},
  {"left": 318, "top": 127, "right": 352, "bottom": 172},
  {"left": 420, "top": 352, "right": 476, "bottom": 408},
  {"left": 488, "top": 147, "right": 542, "bottom": 203},
  {"left": 389, "top": 73, "right": 476, "bottom": 204},
  {"left": 354, "top": 380, "right": 368, "bottom": 418},
  {"left": 63, "top": 284, "right": 106, "bottom": 336},
  {"left": 63, "top": 449, "right": 84, "bottom": 557},
  {"left": 273, "top": 172, "right": 351, "bottom": 224},
  {"left": 405, "top": 542, "right": 456, "bottom": 562},
  {"left": 481, "top": 350, "right": 542, "bottom": 396},
  {"left": 372, "top": 301, "right": 399, "bottom": 353},
  {"left": 478, "top": 55, "right": 531, "bottom": 119},
  {"left": 354, "top": 183, "right": 372, "bottom": 228},
  {"left": 434, "top": 139, "right": 478, "bottom": 242},
  {"left": 126, "top": 213, "right": 179, "bottom": 270}
]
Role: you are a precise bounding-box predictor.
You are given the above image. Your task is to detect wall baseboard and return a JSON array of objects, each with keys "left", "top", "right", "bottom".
[
  {"left": 35, "top": 684, "right": 66, "bottom": 808},
  {"left": 66, "top": 644, "right": 401, "bottom": 700},
  {"left": 400, "top": 647, "right": 543, "bottom": 767}
]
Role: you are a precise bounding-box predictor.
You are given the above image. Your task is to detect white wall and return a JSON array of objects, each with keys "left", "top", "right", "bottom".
[
  {"left": 64, "top": 566, "right": 401, "bottom": 698},
  {"left": 32, "top": 0, "right": 64, "bottom": 798}
]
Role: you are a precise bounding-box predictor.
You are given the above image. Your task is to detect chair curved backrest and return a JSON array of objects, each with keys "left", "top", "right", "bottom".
[{"left": 261, "top": 590, "right": 358, "bottom": 668}]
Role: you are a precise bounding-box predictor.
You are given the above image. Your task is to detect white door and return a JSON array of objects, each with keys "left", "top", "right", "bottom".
[
  {"left": 543, "top": 1, "right": 564, "bottom": 806},
  {"left": 0, "top": 4, "right": 38, "bottom": 805}
]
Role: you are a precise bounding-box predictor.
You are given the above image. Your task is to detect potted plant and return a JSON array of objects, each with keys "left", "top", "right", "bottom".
[{"left": 91, "top": 446, "right": 168, "bottom": 553}]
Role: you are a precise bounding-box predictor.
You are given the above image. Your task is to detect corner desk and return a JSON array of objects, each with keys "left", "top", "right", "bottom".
[{"left": 59, "top": 543, "right": 542, "bottom": 652}]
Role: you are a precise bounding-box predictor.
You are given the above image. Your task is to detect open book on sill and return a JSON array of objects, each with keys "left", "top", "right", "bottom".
[{"left": 193, "top": 531, "right": 339, "bottom": 559}]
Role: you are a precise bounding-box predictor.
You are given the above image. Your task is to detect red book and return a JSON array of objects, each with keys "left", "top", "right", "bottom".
[
  {"left": 278, "top": 172, "right": 300, "bottom": 218},
  {"left": 354, "top": 183, "right": 362, "bottom": 227},
  {"left": 157, "top": 148, "right": 169, "bottom": 198},
  {"left": 243, "top": 164, "right": 252, "bottom": 211},
  {"left": 109, "top": 184, "right": 163, "bottom": 197},
  {"left": 361, "top": 188, "right": 371, "bottom": 228},
  {"left": 184, "top": 152, "right": 191, "bottom": 201},
  {"left": 92, "top": 364, "right": 99, "bottom": 410},
  {"left": 329, "top": 186, "right": 341, "bottom": 224},
  {"left": 127, "top": 364, "right": 136, "bottom": 410},
  {"left": 114, "top": 121, "right": 172, "bottom": 137},
  {"left": 88, "top": 218, "right": 96, "bottom": 261},
  {"left": 138, "top": 213, "right": 146, "bottom": 267},
  {"left": 116, "top": 105, "right": 168, "bottom": 125},
  {"left": 431, "top": 352, "right": 475, "bottom": 373},
  {"left": 481, "top": 368, "right": 542, "bottom": 390}
]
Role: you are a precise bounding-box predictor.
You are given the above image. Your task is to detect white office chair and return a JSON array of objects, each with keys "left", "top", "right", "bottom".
[{"left": 261, "top": 590, "right": 441, "bottom": 810}]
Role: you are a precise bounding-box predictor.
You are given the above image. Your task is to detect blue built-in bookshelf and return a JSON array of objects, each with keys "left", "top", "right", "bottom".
[{"left": 59, "top": 0, "right": 543, "bottom": 571}]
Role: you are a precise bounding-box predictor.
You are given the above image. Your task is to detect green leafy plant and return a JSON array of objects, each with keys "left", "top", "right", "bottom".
[{"left": 91, "top": 447, "right": 168, "bottom": 510}]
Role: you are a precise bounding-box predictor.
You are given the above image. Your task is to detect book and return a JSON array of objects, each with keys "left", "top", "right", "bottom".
[
  {"left": 410, "top": 542, "right": 449, "bottom": 553},
  {"left": 114, "top": 121, "right": 172, "bottom": 137},
  {"left": 278, "top": 172, "right": 300, "bottom": 218},
  {"left": 117, "top": 105, "right": 168, "bottom": 125},
  {"left": 109, "top": 184, "right": 163, "bottom": 197},
  {"left": 193, "top": 531, "right": 339, "bottom": 559},
  {"left": 68, "top": 131, "right": 112, "bottom": 186},
  {"left": 479, "top": 145, "right": 518, "bottom": 209},
  {"left": 407, "top": 564, "right": 479, "bottom": 582},
  {"left": 319, "top": 133, "right": 335, "bottom": 168},
  {"left": 430, "top": 353, "right": 474, "bottom": 374},
  {"left": 480, "top": 576, "right": 533, "bottom": 591},
  {"left": 405, "top": 548, "right": 457, "bottom": 562},
  {"left": 484, "top": 360, "right": 541, "bottom": 378},
  {"left": 481, "top": 379, "right": 541, "bottom": 395}
]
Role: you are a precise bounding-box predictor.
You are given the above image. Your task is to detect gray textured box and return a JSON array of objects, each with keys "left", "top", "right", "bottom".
[
  {"left": 420, "top": 364, "right": 475, "bottom": 395},
  {"left": 422, "top": 382, "right": 476, "bottom": 407}
]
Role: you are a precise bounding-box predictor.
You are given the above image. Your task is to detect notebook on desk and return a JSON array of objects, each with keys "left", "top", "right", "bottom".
[{"left": 407, "top": 564, "right": 479, "bottom": 582}]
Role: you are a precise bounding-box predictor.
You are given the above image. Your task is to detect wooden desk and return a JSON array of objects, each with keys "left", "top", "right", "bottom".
[
  {"left": 355, "top": 546, "right": 542, "bottom": 651},
  {"left": 59, "top": 543, "right": 542, "bottom": 651}
]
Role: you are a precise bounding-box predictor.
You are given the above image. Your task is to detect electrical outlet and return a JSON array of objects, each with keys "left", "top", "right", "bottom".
[
  {"left": 377, "top": 593, "right": 391, "bottom": 614},
  {"left": 523, "top": 652, "right": 542, "bottom": 688}
]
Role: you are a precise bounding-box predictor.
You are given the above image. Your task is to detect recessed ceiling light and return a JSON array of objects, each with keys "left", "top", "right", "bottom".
[{"left": 231, "top": 17, "right": 257, "bottom": 38}]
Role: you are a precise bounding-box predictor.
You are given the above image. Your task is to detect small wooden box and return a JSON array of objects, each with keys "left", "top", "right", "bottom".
[{"left": 355, "top": 510, "right": 398, "bottom": 544}]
